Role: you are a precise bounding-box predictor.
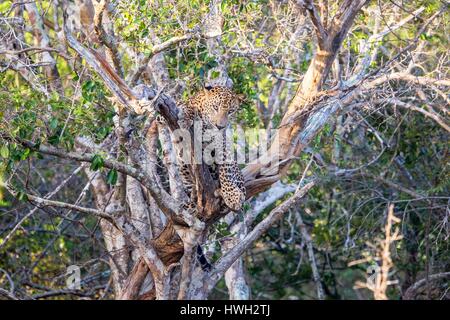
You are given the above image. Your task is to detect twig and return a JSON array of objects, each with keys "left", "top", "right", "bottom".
[{"left": 295, "top": 211, "right": 325, "bottom": 299}]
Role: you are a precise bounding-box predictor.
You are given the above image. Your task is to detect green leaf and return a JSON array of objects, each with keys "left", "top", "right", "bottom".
[
  {"left": 0, "top": 145, "right": 9, "bottom": 158},
  {"left": 49, "top": 118, "right": 59, "bottom": 130},
  {"left": 106, "top": 169, "right": 118, "bottom": 185},
  {"left": 211, "top": 70, "right": 220, "bottom": 79},
  {"left": 419, "top": 33, "right": 430, "bottom": 40},
  {"left": 48, "top": 135, "right": 60, "bottom": 145},
  {"left": 17, "top": 191, "right": 28, "bottom": 201},
  {"left": 83, "top": 80, "right": 96, "bottom": 91},
  {"left": 90, "top": 154, "right": 104, "bottom": 171},
  {"left": 50, "top": 91, "right": 60, "bottom": 102},
  {"left": 20, "top": 148, "right": 31, "bottom": 160}
]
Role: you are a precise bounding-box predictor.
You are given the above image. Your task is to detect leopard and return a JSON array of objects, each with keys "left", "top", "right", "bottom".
[{"left": 175, "top": 86, "right": 247, "bottom": 213}]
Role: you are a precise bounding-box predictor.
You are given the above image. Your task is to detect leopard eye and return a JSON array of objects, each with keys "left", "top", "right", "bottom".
[{"left": 210, "top": 102, "right": 219, "bottom": 111}]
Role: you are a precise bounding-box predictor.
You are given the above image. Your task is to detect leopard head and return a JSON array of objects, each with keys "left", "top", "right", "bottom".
[{"left": 199, "top": 86, "right": 245, "bottom": 129}]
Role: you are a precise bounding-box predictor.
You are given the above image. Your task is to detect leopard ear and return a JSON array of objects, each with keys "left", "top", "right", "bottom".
[{"left": 203, "top": 85, "right": 214, "bottom": 93}]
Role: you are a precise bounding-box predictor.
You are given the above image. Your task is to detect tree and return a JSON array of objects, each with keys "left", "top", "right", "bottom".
[{"left": 0, "top": 0, "right": 448, "bottom": 300}]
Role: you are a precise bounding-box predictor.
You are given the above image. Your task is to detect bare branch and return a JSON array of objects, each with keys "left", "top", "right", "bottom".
[
  {"left": 6, "top": 187, "right": 115, "bottom": 222},
  {"left": 63, "top": 16, "right": 138, "bottom": 111},
  {"left": 93, "top": 0, "right": 124, "bottom": 77},
  {"left": 382, "top": 98, "right": 449, "bottom": 133},
  {"left": 404, "top": 272, "right": 450, "bottom": 300},
  {"left": 295, "top": 211, "right": 324, "bottom": 300},
  {"left": 129, "top": 32, "right": 197, "bottom": 86},
  {"left": 208, "top": 180, "right": 315, "bottom": 288},
  {"left": 297, "top": 0, "right": 328, "bottom": 47},
  {"left": 0, "top": 165, "right": 85, "bottom": 250},
  {"left": 0, "top": 288, "right": 19, "bottom": 300},
  {"left": 24, "top": 2, "right": 63, "bottom": 95},
  {"left": 365, "top": 72, "right": 450, "bottom": 89},
  {"left": 13, "top": 140, "right": 181, "bottom": 221}
]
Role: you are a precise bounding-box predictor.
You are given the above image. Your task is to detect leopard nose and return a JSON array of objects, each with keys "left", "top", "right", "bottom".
[{"left": 216, "top": 115, "right": 228, "bottom": 129}]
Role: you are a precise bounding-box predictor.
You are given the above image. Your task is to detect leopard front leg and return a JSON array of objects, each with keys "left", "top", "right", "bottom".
[{"left": 217, "top": 162, "right": 246, "bottom": 212}]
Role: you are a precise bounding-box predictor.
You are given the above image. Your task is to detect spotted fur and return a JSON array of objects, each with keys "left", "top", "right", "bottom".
[{"left": 177, "top": 86, "right": 246, "bottom": 212}]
